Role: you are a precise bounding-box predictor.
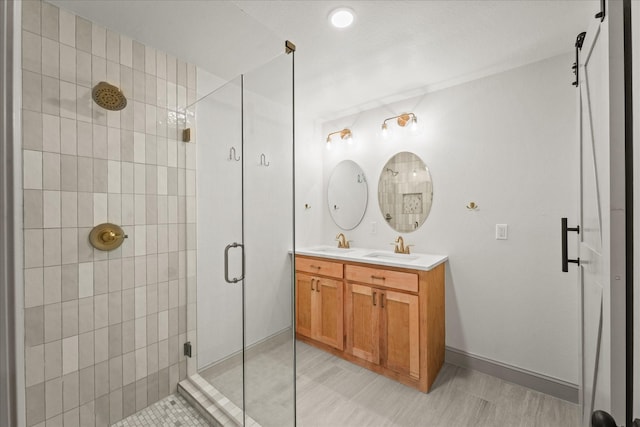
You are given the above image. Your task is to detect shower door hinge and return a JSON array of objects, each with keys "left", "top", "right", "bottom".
[
  {"left": 184, "top": 341, "right": 192, "bottom": 358},
  {"left": 182, "top": 128, "right": 191, "bottom": 142}
]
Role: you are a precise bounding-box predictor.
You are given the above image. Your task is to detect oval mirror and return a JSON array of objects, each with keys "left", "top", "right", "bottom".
[
  {"left": 378, "top": 152, "right": 433, "bottom": 232},
  {"left": 327, "top": 160, "right": 368, "bottom": 230}
]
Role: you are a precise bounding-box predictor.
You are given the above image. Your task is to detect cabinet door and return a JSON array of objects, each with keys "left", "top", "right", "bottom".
[
  {"left": 314, "top": 278, "right": 344, "bottom": 350},
  {"left": 346, "top": 283, "right": 380, "bottom": 364},
  {"left": 382, "top": 290, "right": 420, "bottom": 379},
  {"left": 295, "top": 273, "right": 314, "bottom": 338}
]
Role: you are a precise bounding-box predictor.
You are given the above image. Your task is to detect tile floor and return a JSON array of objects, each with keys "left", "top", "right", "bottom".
[
  {"left": 111, "top": 394, "right": 210, "bottom": 427},
  {"left": 295, "top": 342, "right": 579, "bottom": 427},
  {"left": 201, "top": 340, "right": 579, "bottom": 427},
  {"left": 120, "top": 339, "right": 580, "bottom": 427},
  {"left": 200, "top": 332, "right": 294, "bottom": 427}
]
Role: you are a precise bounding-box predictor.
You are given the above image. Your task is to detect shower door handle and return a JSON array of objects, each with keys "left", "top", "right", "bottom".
[{"left": 224, "top": 242, "right": 245, "bottom": 283}]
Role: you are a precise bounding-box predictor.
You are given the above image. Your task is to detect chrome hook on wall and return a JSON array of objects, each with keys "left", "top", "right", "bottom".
[
  {"left": 259, "top": 153, "right": 270, "bottom": 167},
  {"left": 228, "top": 147, "right": 240, "bottom": 161}
]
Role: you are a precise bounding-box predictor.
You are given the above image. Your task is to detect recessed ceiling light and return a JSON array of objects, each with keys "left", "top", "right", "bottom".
[{"left": 329, "top": 7, "right": 355, "bottom": 29}]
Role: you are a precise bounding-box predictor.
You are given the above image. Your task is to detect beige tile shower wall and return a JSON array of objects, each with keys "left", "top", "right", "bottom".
[{"left": 20, "top": 1, "right": 198, "bottom": 426}]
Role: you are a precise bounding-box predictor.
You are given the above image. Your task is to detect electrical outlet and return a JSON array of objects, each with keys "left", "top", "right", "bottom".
[{"left": 496, "top": 224, "right": 508, "bottom": 240}]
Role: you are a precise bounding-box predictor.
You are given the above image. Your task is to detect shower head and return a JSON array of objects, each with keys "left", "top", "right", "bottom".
[{"left": 92, "top": 81, "right": 127, "bottom": 111}]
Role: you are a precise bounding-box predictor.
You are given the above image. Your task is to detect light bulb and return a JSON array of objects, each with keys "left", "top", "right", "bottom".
[
  {"left": 329, "top": 8, "right": 355, "bottom": 28},
  {"left": 326, "top": 140, "right": 332, "bottom": 150},
  {"left": 381, "top": 123, "right": 389, "bottom": 138},
  {"left": 411, "top": 116, "right": 418, "bottom": 132},
  {"left": 413, "top": 170, "right": 417, "bottom": 177},
  {"left": 346, "top": 135, "right": 353, "bottom": 144}
]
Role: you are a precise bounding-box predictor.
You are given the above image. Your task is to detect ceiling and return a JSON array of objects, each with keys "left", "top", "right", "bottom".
[{"left": 50, "top": 0, "right": 596, "bottom": 121}]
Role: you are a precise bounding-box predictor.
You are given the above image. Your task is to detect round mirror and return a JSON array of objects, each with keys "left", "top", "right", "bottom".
[
  {"left": 327, "top": 160, "right": 368, "bottom": 230},
  {"left": 378, "top": 152, "right": 433, "bottom": 232}
]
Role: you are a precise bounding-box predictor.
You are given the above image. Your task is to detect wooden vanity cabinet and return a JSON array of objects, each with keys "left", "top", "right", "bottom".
[
  {"left": 381, "top": 289, "right": 420, "bottom": 379},
  {"left": 295, "top": 259, "right": 344, "bottom": 351},
  {"left": 295, "top": 255, "right": 444, "bottom": 393},
  {"left": 345, "top": 283, "right": 420, "bottom": 378},
  {"left": 345, "top": 283, "right": 380, "bottom": 364},
  {"left": 345, "top": 261, "right": 422, "bottom": 378}
]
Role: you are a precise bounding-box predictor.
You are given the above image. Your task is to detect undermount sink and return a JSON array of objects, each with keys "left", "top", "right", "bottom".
[
  {"left": 310, "top": 246, "right": 354, "bottom": 254},
  {"left": 363, "top": 252, "right": 419, "bottom": 261}
]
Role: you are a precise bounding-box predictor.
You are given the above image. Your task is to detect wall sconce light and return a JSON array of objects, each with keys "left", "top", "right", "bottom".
[
  {"left": 381, "top": 112, "right": 418, "bottom": 137},
  {"left": 326, "top": 128, "right": 353, "bottom": 149}
]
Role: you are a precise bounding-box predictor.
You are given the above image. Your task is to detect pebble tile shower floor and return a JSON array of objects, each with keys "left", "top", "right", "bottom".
[{"left": 111, "top": 394, "right": 210, "bottom": 427}]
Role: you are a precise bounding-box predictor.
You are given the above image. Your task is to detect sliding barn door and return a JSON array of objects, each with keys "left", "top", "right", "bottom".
[{"left": 576, "top": 2, "right": 626, "bottom": 425}]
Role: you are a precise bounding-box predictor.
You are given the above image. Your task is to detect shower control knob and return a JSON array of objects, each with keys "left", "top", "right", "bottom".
[{"left": 89, "top": 223, "right": 127, "bottom": 251}]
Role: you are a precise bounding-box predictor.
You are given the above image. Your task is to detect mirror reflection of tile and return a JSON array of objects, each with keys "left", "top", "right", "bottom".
[{"left": 379, "top": 152, "right": 433, "bottom": 232}]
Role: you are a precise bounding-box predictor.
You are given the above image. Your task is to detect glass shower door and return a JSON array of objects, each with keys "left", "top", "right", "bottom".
[
  {"left": 242, "top": 52, "right": 295, "bottom": 427},
  {"left": 193, "top": 76, "right": 246, "bottom": 418},
  {"left": 190, "top": 48, "right": 295, "bottom": 427}
]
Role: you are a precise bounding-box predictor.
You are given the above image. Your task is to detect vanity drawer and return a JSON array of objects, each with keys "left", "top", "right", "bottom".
[
  {"left": 296, "top": 256, "right": 343, "bottom": 279},
  {"left": 345, "top": 265, "right": 418, "bottom": 293}
]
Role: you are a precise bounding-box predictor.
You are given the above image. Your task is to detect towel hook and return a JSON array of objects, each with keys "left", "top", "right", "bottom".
[
  {"left": 228, "top": 147, "right": 240, "bottom": 161},
  {"left": 260, "top": 153, "right": 270, "bottom": 167}
]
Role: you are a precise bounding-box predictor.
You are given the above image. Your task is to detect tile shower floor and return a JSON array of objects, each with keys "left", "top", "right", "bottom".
[{"left": 111, "top": 394, "right": 210, "bottom": 427}]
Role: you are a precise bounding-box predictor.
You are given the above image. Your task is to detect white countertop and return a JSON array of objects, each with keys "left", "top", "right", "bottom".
[{"left": 294, "top": 246, "right": 448, "bottom": 271}]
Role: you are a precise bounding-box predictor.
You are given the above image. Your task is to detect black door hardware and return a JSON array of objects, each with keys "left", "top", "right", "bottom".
[
  {"left": 561, "top": 218, "right": 580, "bottom": 272},
  {"left": 572, "top": 32, "right": 586, "bottom": 87},
  {"left": 590, "top": 409, "right": 640, "bottom": 427},
  {"left": 591, "top": 410, "right": 617, "bottom": 427},
  {"left": 595, "top": 0, "right": 605, "bottom": 21}
]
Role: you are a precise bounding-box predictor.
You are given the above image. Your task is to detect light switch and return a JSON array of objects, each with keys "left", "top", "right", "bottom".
[
  {"left": 370, "top": 221, "right": 377, "bottom": 234},
  {"left": 496, "top": 224, "right": 508, "bottom": 240}
]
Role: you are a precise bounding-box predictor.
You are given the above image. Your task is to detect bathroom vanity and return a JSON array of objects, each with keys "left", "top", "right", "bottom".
[{"left": 294, "top": 247, "right": 447, "bottom": 393}]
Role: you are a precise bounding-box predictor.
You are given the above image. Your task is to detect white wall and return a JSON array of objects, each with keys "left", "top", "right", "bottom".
[
  {"left": 295, "top": 115, "right": 325, "bottom": 248},
  {"left": 300, "top": 54, "right": 580, "bottom": 384}
]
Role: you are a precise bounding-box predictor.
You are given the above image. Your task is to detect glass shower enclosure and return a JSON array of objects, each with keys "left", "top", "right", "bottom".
[{"left": 184, "top": 49, "right": 295, "bottom": 426}]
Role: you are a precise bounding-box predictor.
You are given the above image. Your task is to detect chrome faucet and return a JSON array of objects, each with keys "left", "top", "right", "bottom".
[
  {"left": 393, "top": 236, "right": 411, "bottom": 254},
  {"left": 336, "top": 233, "right": 350, "bottom": 249}
]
